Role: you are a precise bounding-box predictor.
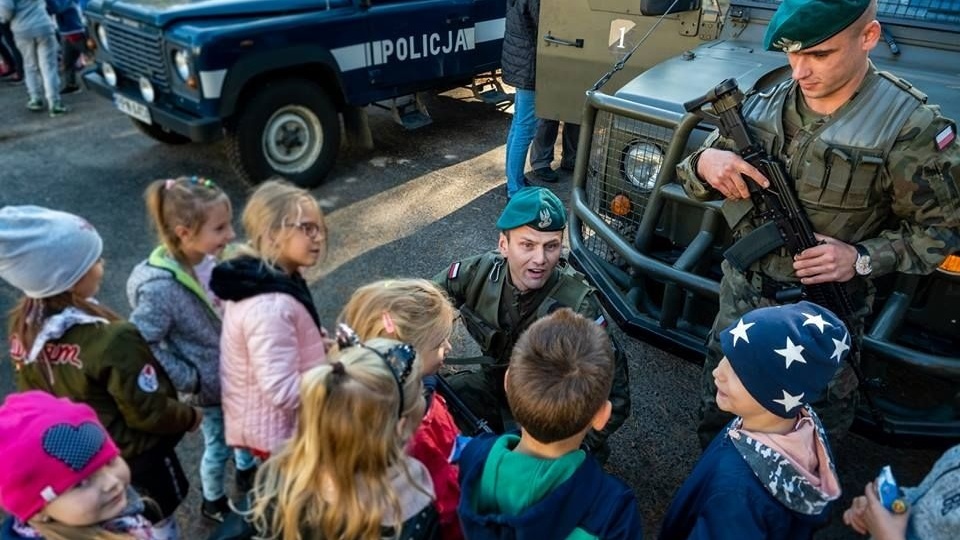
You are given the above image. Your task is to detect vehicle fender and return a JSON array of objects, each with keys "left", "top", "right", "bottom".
[{"left": 217, "top": 45, "right": 346, "bottom": 118}]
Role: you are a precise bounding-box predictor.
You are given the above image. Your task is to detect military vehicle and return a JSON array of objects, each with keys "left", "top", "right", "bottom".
[
  {"left": 81, "top": 0, "right": 509, "bottom": 188},
  {"left": 539, "top": 0, "right": 960, "bottom": 441}
]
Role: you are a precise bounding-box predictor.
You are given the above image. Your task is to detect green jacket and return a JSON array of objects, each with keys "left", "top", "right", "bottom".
[
  {"left": 434, "top": 250, "right": 631, "bottom": 446},
  {"left": 11, "top": 317, "right": 195, "bottom": 458}
]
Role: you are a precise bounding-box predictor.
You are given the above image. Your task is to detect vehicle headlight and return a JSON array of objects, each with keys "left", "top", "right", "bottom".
[
  {"left": 96, "top": 23, "right": 109, "bottom": 51},
  {"left": 102, "top": 62, "right": 117, "bottom": 87},
  {"left": 139, "top": 76, "right": 155, "bottom": 103},
  {"left": 621, "top": 141, "right": 663, "bottom": 191},
  {"left": 173, "top": 49, "right": 192, "bottom": 82}
]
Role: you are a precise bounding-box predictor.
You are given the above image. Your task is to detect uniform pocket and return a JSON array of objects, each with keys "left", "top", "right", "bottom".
[{"left": 796, "top": 140, "right": 879, "bottom": 210}]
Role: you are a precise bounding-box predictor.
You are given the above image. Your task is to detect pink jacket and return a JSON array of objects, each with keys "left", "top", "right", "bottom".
[{"left": 220, "top": 292, "right": 326, "bottom": 453}]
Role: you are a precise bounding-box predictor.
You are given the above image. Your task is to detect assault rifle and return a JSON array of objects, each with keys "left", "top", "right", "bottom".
[
  {"left": 434, "top": 374, "right": 494, "bottom": 436},
  {"left": 683, "top": 79, "right": 886, "bottom": 428},
  {"left": 683, "top": 78, "right": 859, "bottom": 322}
]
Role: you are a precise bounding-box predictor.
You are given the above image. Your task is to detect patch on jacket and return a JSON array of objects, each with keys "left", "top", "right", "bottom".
[
  {"left": 936, "top": 125, "right": 956, "bottom": 151},
  {"left": 137, "top": 364, "right": 159, "bottom": 393},
  {"left": 448, "top": 261, "right": 461, "bottom": 280}
]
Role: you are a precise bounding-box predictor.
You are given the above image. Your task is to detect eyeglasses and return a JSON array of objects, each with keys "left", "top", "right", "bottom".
[
  {"left": 284, "top": 219, "right": 324, "bottom": 240},
  {"left": 334, "top": 324, "right": 417, "bottom": 418}
]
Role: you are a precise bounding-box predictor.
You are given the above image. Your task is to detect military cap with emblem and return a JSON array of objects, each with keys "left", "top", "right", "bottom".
[
  {"left": 764, "top": 0, "right": 871, "bottom": 52},
  {"left": 496, "top": 186, "right": 567, "bottom": 232}
]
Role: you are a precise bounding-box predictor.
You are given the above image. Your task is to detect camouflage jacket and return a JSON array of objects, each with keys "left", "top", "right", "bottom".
[
  {"left": 433, "top": 250, "right": 631, "bottom": 444},
  {"left": 678, "top": 68, "right": 960, "bottom": 283}
]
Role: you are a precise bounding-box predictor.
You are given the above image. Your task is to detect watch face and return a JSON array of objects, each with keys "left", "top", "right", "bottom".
[{"left": 855, "top": 255, "right": 873, "bottom": 275}]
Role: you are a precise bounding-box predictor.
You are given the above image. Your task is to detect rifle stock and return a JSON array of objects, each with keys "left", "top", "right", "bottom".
[{"left": 435, "top": 374, "right": 494, "bottom": 436}]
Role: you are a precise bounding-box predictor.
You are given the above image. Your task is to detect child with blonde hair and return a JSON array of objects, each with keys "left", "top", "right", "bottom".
[
  {"left": 0, "top": 206, "right": 200, "bottom": 540},
  {"left": 339, "top": 279, "right": 463, "bottom": 540},
  {"left": 242, "top": 337, "right": 437, "bottom": 540},
  {"left": 210, "top": 179, "right": 330, "bottom": 459},
  {"left": 0, "top": 391, "right": 162, "bottom": 540},
  {"left": 126, "top": 176, "right": 254, "bottom": 522}
]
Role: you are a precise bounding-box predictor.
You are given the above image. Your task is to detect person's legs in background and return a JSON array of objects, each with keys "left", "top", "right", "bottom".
[
  {"left": 14, "top": 36, "right": 43, "bottom": 109},
  {"left": 559, "top": 122, "right": 581, "bottom": 171},
  {"left": 504, "top": 88, "right": 538, "bottom": 197},
  {"left": 0, "top": 22, "right": 22, "bottom": 80},
  {"left": 35, "top": 32, "right": 65, "bottom": 116},
  {"left": 528, "top": 118, "right": 560, "bottom": 183}
]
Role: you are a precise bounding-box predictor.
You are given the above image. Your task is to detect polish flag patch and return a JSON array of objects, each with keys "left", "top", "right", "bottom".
[
  {"left": 595, "top": 314, "right": 607, "bottom": 328},
  {"left": 936, "top": 125, "right": 956, "bottom": 151},
  {"left": 448, "top": 262, "right": 461, "bottom": 280}
]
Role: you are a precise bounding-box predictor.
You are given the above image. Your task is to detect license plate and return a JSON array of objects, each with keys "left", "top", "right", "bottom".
[{"left": 114, "top": 94, "right": 151, "bottom": 124}]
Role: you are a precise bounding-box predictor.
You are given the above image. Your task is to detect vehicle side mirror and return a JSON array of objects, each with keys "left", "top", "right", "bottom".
[{"left": 640, "top": 0, "right": 700, "bottom": 15}]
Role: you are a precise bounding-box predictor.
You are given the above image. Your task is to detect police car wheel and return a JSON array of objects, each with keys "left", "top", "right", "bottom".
[
  {"left": 131, "top": 119, "right": 191, "bottom": 145},
  {"left": 225, "top": 79, "right": 340, "bottom": 188}
]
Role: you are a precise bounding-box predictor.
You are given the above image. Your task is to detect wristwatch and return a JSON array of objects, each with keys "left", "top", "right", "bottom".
[{"left": 854, "top": 244, "right": 873, "bottom": 276}]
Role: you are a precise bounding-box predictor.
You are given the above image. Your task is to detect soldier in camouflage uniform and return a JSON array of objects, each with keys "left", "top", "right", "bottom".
[
  {"left": 434, "top": 187, "right": 631, "bottom": 459},
  {"left": 677, "top": 0, "right": 960, "bottom": 448}
]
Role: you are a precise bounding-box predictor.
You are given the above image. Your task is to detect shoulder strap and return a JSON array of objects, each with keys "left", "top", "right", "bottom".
[{"left": 536, "top": 261, "right": 594, "bottom": 318}]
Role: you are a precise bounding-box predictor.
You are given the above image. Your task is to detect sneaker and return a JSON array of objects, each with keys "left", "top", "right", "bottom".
[
  {"left": 200, "top": 496, "right": 232, "bottom": 523},
  {"left": 525, "top": 166, "right": 559, "bottom": 183},
  {"left": 235, "top": 465, "right": 257, "bottom": 494},
  {"left": 49, "top": 102, "right": 68, "bottom": 117},
  {"left": 6, "top": 73, "right": 23, "bottom": 85},
  {"left": 61, "top": 84, "right": 82, "bottom": 95},
  {"left": 26, "top": 98, "right": 44, "bottom": 112}
]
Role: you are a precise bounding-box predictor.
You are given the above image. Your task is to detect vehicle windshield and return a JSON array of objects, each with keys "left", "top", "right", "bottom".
[{"left": 750, "top": 0, "right": 960, "bottom": 26}]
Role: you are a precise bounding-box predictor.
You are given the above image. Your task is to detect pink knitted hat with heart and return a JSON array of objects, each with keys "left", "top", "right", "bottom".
[{"left": 0, "top": 391, "right": 120, "bottom": 522}]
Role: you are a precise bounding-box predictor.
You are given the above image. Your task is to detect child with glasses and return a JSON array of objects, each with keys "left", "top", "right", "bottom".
[
  {"left": 339, "top": 279, "right": 464, "bottom": 540},
  {"left": 127, "top": 176, "right": 259, "bottom": 523},
  {"left": 210, "top": 179, "right": 331, "bottom": 463},
  {"left": 215, "top": 337, "right": 437, "bottom": 540}
]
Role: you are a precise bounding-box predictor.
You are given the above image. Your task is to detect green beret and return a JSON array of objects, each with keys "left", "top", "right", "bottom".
[
  {"left": 496, "top": 187, "right": 566, "bottom": 232},
  {"left": 764, "top": 0, "right": 870, "bottom": 52}
]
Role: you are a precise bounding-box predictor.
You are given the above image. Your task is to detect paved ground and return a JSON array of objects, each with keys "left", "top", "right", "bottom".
[{"left": 0, "top": 78, "right": 942, "bottom": 539}]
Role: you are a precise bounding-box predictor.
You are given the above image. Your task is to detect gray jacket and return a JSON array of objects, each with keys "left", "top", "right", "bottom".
[
  {"left": 126, "top": 248, "right": 223, "bottom": 407},
  {"left": 0, "top": 0, "right": 55, "bottom": 40},
  {"left": 500, "top": 0, "right": 538, "bottom": 90}
]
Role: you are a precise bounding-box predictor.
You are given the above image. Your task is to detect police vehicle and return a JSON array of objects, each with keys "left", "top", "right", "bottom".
[
  {"left": 82, "top": 0, "right": 507, "bottom": 187},
  {"left": 539, "top": 0, "right": 960, "bottom": 441}
]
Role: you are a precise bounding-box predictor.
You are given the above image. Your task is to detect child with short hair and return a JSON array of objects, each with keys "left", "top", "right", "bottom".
[
  {"left": 0, "top": 206, "right": 201, "bottom": 540},
  {"left": 457, "top": 308, "right": 643, "bottom": 539},
  {"left": 0, "top": 0, "right": 65, "bottom": 115},
  {"left": 339, "top": 278, "right": 463, "bottom": 540},
  {"left": 126, "top": 176, "right": 254, "bottom": 522},
  {"left": 225, "top": 338, "right": 437, "bottom": 540},
  {"left": 659, "top": 300, "right": 847, "bottom": 539},
  {"left": 210, "top": 179, "right": 330, "bottom": 459},
  {"left": 0, "top": 391, "right": 160, "bottom": 540}
]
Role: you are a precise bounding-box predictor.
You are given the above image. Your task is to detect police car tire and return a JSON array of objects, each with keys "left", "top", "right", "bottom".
[
  {"left": 131, "top": 119, "right": 191, "bottom": 145},
  {"left": 225, "top": 79, "right": 340, "bottom": 189}
]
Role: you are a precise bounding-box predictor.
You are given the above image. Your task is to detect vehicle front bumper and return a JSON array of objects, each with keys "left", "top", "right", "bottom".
[{"left": 83, "top": 71, "right": 223, "bottom": 142}]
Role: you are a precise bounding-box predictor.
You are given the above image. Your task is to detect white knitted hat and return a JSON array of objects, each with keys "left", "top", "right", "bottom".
[{"left": 0, "top": 206, "right": 103, "bottom": 299}]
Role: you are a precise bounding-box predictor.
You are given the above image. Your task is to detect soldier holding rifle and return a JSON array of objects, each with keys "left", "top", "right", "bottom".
[{"left": 679, "top": 0, "right": 960, "bottom": 447}]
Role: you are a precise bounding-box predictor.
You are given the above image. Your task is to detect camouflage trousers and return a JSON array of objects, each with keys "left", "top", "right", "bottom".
[{"left": 697, "top": 261, "right": 864, "bottom": 449}]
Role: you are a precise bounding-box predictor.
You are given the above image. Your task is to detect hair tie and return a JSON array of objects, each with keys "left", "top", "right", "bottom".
[
  {"left": 164, "top": 179, "right": 176, "bottom": 190},
  {"left": 189, "top": 176, "right": 216, "bottom": 189},
  {"left": 331, "top": 361, "right": 345, "bottom": 375}
]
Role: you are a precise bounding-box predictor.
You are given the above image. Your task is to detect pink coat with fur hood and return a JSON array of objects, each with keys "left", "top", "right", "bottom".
[{"left": 219, "top": 291, "right": 326, "bottom": 454}]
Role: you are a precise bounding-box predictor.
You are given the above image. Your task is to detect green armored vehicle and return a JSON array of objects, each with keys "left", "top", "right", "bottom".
[{"left": 545, "top": 0, "right": 960, "bottom": 441}]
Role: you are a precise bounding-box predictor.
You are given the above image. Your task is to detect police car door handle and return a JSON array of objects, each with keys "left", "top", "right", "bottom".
[
  {"left": 543, "top": 33, "right": 584, "bottom": 48},
  {"left": 446, "top": 14, "right": 470, "bottom": 24}
]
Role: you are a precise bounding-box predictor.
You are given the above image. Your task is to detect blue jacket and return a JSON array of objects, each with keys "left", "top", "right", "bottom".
[
  {"left": 45, "top": 0, "right": 82, "bottom": 35},
  {"left": 659, "top": 415, "right": 836, "bottom": 540},
  {"left": 458, "top": 433, "right": 643, "bottom": 539},
  {"left": 0, "top": 518, "right": 24, "bottom": 540}
]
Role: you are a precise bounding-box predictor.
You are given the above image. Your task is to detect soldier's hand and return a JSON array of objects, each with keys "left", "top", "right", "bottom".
[
  {"left": 793, "top": 234, "right": 858, "bottom": 284},
  {"left": 697, "top": 148, "right": 769, "bottom": 199}
]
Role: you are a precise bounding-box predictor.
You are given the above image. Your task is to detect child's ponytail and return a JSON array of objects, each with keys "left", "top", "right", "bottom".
[{"left": 143, "top": 176, "right": 231, "bottom": 269}]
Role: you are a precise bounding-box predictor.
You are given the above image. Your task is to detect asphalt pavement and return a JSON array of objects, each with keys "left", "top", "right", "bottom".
[{"left": 0, "top": 79, "right": 941, "bottom": 539}]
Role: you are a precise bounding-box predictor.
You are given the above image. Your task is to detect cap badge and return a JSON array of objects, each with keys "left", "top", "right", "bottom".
[
  {"left": 538, "top": 208, "right": 552, "bottom": 229},
  {"left": 774, "top": 37, "right": 803, "bottom": 53}
]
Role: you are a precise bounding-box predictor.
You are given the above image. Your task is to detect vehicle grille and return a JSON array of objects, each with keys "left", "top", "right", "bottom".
[
  {"left": 104, "top": 19, "right": 168, "bottom": 91},
  {"left": 581, "top": 111, "right": 674, "bottom": 266}
]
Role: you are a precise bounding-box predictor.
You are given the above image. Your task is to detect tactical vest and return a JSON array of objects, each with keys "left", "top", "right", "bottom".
[
  {"left": 458, "top": 252, "right": 594, "bottom": 365},
  {"left": 726, "top": 70, "right": 925, "bottom": 281}
]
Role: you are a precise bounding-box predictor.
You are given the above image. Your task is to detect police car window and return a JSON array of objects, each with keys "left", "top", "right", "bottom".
[{"left": 749, "top": 0, "right": 960, "bottom": 26}]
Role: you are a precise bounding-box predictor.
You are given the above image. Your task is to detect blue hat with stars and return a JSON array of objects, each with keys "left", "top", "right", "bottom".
[{"left": 720, "top": 301, "right": 851, "bottom": 418}]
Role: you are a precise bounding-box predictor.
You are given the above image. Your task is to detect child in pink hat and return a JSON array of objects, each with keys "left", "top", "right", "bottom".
[{"left": 0, "top": 391, "right": 158, "bottom": 539}]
